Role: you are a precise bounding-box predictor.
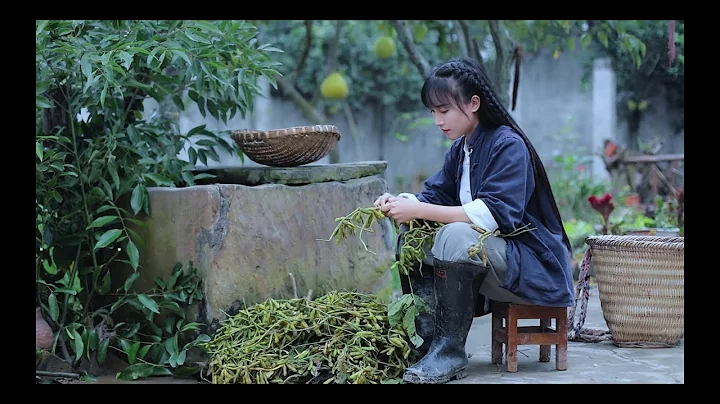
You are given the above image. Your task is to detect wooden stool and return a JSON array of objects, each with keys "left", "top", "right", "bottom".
[{"left": 490, "top": 301, "right": 568, "bottom": 372}]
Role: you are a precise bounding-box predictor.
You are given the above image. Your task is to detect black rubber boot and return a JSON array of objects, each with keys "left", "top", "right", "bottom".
[
  {"left": 402, "top": 258, "right": 488, "bottom": 384},
  {"left": 399, "top": 261, "right": 435, "bottom": 355}
]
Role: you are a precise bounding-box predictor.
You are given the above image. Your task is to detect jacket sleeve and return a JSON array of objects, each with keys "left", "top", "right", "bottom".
[
  {"left": 476, "top": 133, "right": 535, "bottom": 234},
  {"left": 415, "top": 145, "right": 458, "bottom": 206}
]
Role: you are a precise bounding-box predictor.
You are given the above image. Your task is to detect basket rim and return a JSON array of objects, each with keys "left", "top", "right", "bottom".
[
  {"left": 585, "top": 234, "right": 684, "bottom": 251},
  {"left": 231, "top": 125, "right": 341, "bottom": 141}
]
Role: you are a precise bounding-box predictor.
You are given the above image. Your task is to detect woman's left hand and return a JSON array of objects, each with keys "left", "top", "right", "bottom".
[{"left": 381, "top": 198, "right": 421, "bottom": 223}]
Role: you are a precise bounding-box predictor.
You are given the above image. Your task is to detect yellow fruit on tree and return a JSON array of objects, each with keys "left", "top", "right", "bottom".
[
  {"left": 320, "top": 72, "right": 349, "bottom": 100},
  {"left": 374, "top": 36, "right": 395, "bottom": 59}
]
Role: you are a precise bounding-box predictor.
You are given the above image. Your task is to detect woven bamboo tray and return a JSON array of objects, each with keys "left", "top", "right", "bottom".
[
  {"left": 585, "top": 235, "right": 684, "bottom": 348},
  {"left": 231, "top": 125, "right": 341, "bottom": 167}
]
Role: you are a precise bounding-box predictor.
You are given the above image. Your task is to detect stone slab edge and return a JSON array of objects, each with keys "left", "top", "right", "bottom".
[{"left": 192, "top": 160, "right": 387, "bottom": 186}]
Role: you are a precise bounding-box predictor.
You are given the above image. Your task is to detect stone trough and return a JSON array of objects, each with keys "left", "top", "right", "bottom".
[{"left": 127, "top": 161, "right": 396, "bottom": 331}]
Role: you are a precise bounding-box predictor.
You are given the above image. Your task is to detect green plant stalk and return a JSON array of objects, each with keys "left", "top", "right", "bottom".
[{"left": 58, "top": 99, "right": 101, "bottom": 343}]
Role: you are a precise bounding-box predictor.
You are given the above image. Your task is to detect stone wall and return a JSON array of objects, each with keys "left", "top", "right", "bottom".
[{"left": 125, "top": 163, "right": 397, "bottom": 330}]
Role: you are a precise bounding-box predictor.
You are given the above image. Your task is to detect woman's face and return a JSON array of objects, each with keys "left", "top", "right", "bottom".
[{"left": 430, "top": 95, "right": 480, "bottom": 140}]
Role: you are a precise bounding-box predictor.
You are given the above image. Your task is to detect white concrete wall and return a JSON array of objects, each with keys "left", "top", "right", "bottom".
[{"left": 148, "top": 49, "right": 684, "bottom": 194}]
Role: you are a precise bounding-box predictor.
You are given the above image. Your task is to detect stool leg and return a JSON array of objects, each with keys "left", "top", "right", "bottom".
[
  {"left": 539, "top": 318, "right": 550, "bottom": 362},
  {"left": 556, "top": 312, "right": 568, "bottom": 371},
  {"left": 491, "top": 311, "right": 503, "bottom": 364},
  {"left": 505, "top": 311, "right": 518, "bottom": 373}
]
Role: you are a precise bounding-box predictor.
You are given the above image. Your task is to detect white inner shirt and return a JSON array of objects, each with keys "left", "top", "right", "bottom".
[{"left": 399, "top": 137, "right": 499, "bottom": 232}]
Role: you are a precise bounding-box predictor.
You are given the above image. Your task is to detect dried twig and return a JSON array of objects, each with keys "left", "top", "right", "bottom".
[
  {"left": 36, "top": 370, "right": 80, "bottom": 379},
  {"left": 288, "top": 273, "right": 299, "bottom": 299}
]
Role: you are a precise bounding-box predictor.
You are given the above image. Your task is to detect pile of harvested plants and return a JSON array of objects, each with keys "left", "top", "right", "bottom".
[
  {"left": 202, "top": 291, "right": 414, "bottom": 384},
  {"left": 321, "top": 206, "right": 536, "bottom": 273},
  {"left": 202, "top": 206, "right": 536, "bottom": 385}
]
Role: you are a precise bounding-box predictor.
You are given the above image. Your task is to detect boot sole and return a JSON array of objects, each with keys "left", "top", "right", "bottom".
[{"left": 402, "top": 368, "right": 468, "bottom": 384}]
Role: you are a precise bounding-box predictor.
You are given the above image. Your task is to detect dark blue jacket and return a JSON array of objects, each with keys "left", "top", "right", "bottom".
[{"left": 415, "top": 124, "right": 575, "bottom": 307}]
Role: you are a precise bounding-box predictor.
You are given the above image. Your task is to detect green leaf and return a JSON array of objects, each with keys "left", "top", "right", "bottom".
[
  {"left": 175, "top": 350, "right": 186, "bottom": 366},
  {"left": 410, "top": 334, "right": 424, "bottom": 348},
  {"left": 138, "top": 345, "right": 151, "bottom": 361},
  {"left": 127, "top": 239, "right": 140, "bottom": 271},
  {"left": 54, "top": 287, "right": 77, "bottom": 295},
  {"left": 165, "top": 334, "right": 179, "bottom": 355},
  {"left": 116, "top": 363, "right": 157, "bottom": 381},
  {"left": 72, "top": 329, "right": 84, "bottom": 362},
  {"left": 402, "top": 304, "right": 418, "bottom": 338},
  {"left": 98, "top": 271, "right": 112, "bottom": 295},
  {"left": 36, "top": 95, "right": 54, "bottom": 109},
  {"left": 108, "top": 162, "right": 120, "bottom": 190},
  {"left": 124, "top": 272, "right": 140, "bottom": 292},
  {"left": 118, "top": 51, "right": 133, "bottom": 70},
  {"left": 171, "top": 49, "right": 192, "bottom": 66},
  {"left": 193, "top": 173, "right": 216, "bottom": 180},
  {"left": 87, "top": 215, "right": 118, "bottom": 229},
  {"left": 36, "top": 20, "right": 49, "bottom": 36},
  {"left": 194, "top": 20, "right": 223, "bottom": 34},
  {"left": 581, "top": 32, "right": 592, "bottom": 50},
  {"left": 187, "top": 124, "right": 207, "bottom": 137},
  {"left": 36, "top": 142, "right": 43, "bottom": 161},
  {"left": 387, "top": 294, "right": 410, "bottom": 327},
  {"left": 152, "top": 367, "right": 174, "bottom": 377},
  {"left": 48, "top": 293, "right": 59, "bottom": 322},
  {"left": 94, "top": 229, "right": 122, "bottom": 250},
  {"left": 137, "top": 294, "right": 160, "bottom": 314},
  {"left": 127, "top": 228, "right": 146, "bottom": 250},
  {"left": 257, "top": 45, "right": 283, "bottom": 53},
  {"left": 36, "top": 81, "right": 50, "bottom": 95},
  {"left": 100, "top": 82, "right": 108, "bottom": 108},
  {"left": 597, "top": 30, "right": 609, "bottom": 48},
  {"left": 130, "top": 183, "right": 144, "bottom": 215},
  {"left": 143, "top": 173, "right": 175, "bottom": 187},
  {"left": 97, "top": 339, "right": 109, "bottom": 364},
  {"left": 127, "top": 341, "right": 141, "bottom": 365}
]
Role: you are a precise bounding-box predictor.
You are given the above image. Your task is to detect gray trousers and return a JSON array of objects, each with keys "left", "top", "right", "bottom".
[{"left": 400, "top": 222, "right": 529, "bottom": 308}]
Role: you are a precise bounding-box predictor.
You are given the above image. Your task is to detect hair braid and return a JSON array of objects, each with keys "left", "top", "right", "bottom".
[
  {"left": 436, "top": 58, "right": 572, "bottom": 252},
  {"left": 473, "top": 68, "right": 571, "bottom": 251}
]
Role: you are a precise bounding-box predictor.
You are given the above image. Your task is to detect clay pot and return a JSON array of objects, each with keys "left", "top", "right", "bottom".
[{"left": 36, "top": 307, "right": 54, "bottom": 350}]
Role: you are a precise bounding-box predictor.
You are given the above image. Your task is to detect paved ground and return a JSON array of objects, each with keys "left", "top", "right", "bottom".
[
  {"left": 68, "top": 286, "right": 683, "bottom": 385},
  {"left": 452, "top": 285, "right": 684, "bottom": 384}
]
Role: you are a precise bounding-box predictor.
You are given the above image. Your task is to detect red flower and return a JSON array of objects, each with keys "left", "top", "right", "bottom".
[{"left": 588, "top": 193, "right": 615, "bottom": 234}]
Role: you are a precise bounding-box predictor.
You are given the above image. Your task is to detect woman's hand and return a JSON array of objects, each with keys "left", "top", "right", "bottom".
[
  {"left": 374, "top": 193, "right": 396, "bottom": 207},
  {"left": 381, "top": 198, "right": 422, "bottom": 223}
]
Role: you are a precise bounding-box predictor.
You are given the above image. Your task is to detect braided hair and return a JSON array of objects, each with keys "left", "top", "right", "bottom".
[{"left": 421, "top": 56, "right": 571, "bottom": 252}]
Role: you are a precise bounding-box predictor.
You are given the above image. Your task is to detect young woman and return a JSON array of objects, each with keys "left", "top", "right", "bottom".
[{"left": 374, "top": 56, "right": 575, "bottom": 384}]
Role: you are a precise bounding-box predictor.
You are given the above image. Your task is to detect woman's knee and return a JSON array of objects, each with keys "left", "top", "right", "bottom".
[{"left": 431, "top": 222, "right": 479, "bottom": 262}]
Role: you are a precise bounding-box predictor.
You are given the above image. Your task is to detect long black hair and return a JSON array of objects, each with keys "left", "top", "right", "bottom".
[{"left": 421, "top": 56, "right": 571, "bottom": 252}]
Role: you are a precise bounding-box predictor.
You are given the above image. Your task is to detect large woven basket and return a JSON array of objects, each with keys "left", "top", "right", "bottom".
[
  {"left": 231, "top": 125, "right": 341, "bottom": 167},
  {"left": 585, "top": 235, "right": 684, "bottom": 348}
]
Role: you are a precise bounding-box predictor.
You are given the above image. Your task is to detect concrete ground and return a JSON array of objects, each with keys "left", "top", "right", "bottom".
[
  {"left": 67, "top": 286, "right": 683, "bottom": 385},
  {"left": 452, "top": 285, "right": 684, "bottom": 384}
]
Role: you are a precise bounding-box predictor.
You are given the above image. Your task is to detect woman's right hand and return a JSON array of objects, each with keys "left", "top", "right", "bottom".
[{"left": 374, "top": 193, "right": 396, "bottom": 207}]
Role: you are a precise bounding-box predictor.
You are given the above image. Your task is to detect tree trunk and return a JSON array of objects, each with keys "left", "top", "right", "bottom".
[
  {"left": 488, "top": 21, "right": 515, "bottom": 109},
  {"left": 42, "top": 88, "right": 68, "bottom": 137}
]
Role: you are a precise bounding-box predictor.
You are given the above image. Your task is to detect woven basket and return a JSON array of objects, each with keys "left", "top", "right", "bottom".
[
  {"left": 585, "top": 235, "right": 684, "bottom": 348},
  {"left": 231, "top": 125, "right": 341, "bottom": 167}
]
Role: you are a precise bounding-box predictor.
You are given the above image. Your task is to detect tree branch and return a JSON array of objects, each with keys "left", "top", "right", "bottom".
[
  {"left": 489, "top": 20, "right": 510, "bottom": 69},
  {"left": 326, "top": 20, "right": 344, "bottom": 75},
  {"left": 310, "top": 20, "right": 346, "bottom": 107},
  {"left": 277, "top": 76, "right": 327, "bottom": 124},
  {"left": 488, "top": 20, "right": 515, "bottom": 107},
  {"left": 456, "top": 20, "right": 471, "bottom": 58},
  {"left": 392, "top": 20, "right": 432, "bottom": 78},
  {"left": 471, "top": 38, "right": 487, "bottom": 69},
  {"left": 289, "top": 20, "right": 314, "bottom": 82}
]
